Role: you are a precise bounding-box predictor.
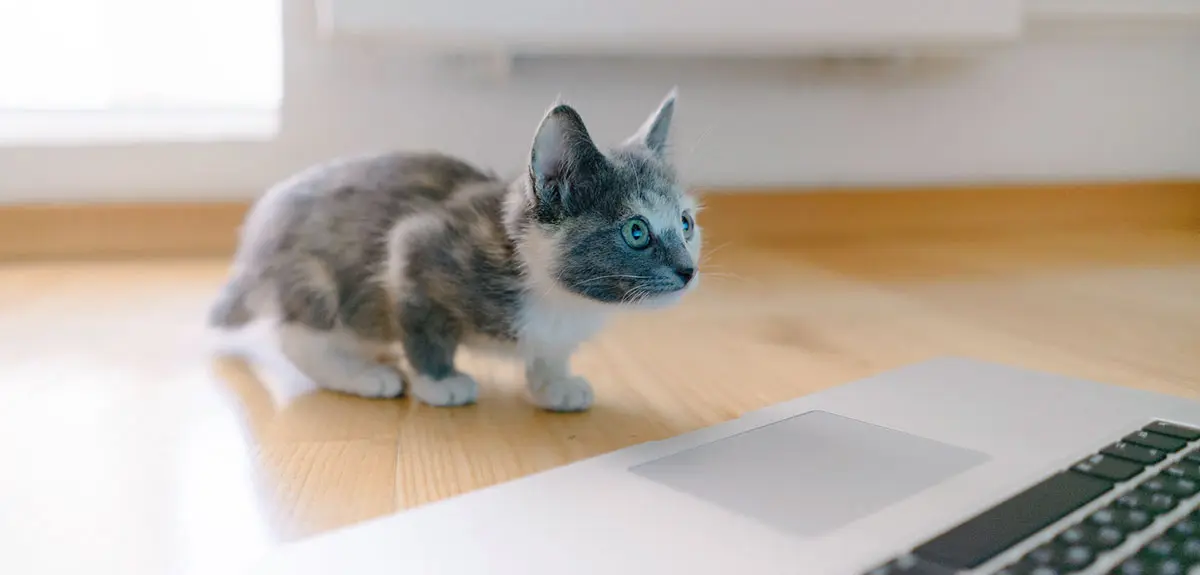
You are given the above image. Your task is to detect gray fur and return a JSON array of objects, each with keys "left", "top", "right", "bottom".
[{"left": 209, "top": 90, "right": 701, "bottom": 410}]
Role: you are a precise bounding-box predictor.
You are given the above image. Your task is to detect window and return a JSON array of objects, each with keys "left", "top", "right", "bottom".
[{"left": 0, "top": 0, "right": 282, "bottom": 144}]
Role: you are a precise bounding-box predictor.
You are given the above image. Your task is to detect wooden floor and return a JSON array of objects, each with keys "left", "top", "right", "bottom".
[{"left": 1, "top": 229, "right": 1198, "bottom": 575}]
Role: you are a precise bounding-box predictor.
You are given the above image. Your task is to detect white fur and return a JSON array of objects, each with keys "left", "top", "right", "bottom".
[
  {"left": 516, "top": 297, "right": 605, "bottom": 411},
  {"left": 512, "top": 226, "right": 614, "bottom": 411},
  {"left": 528, "top": 374, "right": 594, "bottom": 412},
  {"left": 410, "top": 373, "right": 479, "bottom": 407},
  {"left": 276, "top": 323, "right": 403, "bottom": 398},
  {"left": 516, "top": 228, "right": 612, "bottom": 356}
]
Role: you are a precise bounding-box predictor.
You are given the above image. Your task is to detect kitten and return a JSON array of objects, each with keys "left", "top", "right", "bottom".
[{"left": 207, "top": 90, "right": 701, "bottom": 411}]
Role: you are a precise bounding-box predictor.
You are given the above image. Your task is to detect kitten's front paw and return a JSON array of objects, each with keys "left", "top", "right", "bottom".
[
  {"left": 529, "top": 376, "right": 594, "bottom": 412},
  {"left": 341, "top": 366, "right": 405, "bottom": 398},
  {"left": 411, "top": 373, "right": 478, "bottom": 407}
]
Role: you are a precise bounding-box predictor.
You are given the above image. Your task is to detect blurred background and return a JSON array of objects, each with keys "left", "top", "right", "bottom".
[{"left": 2, "top": 0, "right": 1198, "bottom": 203}]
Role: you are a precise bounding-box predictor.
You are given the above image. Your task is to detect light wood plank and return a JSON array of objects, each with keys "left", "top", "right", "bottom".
[{"left": 0, "top": 229, "right": 1197, "bottom": 575}]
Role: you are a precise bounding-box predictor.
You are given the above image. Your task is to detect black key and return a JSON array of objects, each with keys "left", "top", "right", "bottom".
[
  {"left": 1092, "top": 525, "right": 1127, "bottom": 549},
  {"left": 1140, "top": 536, "right": 1177, "bottom": 560},
  {"left": 864, "top": 554, "right": 955, "bottom": 575},
  {"left": 1157, "top": 474, "right": 1200, "bottom": 498},
  {"left": 1125, "top": 431, "right": 1188, "bottom": 452},
  {"left": 913, "top": 471, "right": 1113, "bottom": 569},
  {"left": 1137, "top": 540, "right": 1190, "bottom": 575},
  {"left": 1025, "top": 544, "right": 1059, "bottom": 565},
  {"left": 1145, "top": 421, "right": 1200, "bottom": 441},
  {"left": 1013, "top": 565, "right": 1064, "bottom": 575},
  {"left": 1164, "top": 463, "right": 1200, "bottom": 482},
  {"left": 1115, "top": 508, "right": 1154, "bottom": 531},
  {"left": 1149, "top": 560, "right": 1185, "bottom": 575},
  {"left": 1091, "top": 507, "right": 1118, "bottom": 526},
  {"left": 1179, "top": 537, "right": 1200, "bottom": 561},
  {"left": 1056, "top": 545, "right": 1095, "bottom": 570},
  {"left": 1022, "top": 544, "right": 1092, "bottom": 568},
  {"left": 1167, "top": 517, "right": 1200, "bottom": 540},
  {"left": 1141, "top": 478, "right": 1170, "bottom": 494},
  {"left": 1118, "top": 491, "right": 1154, "bottom": 512},
  {"left": 1104, "top": 442, "right": 1168, "bottom": 465},
  {"left": 1130, "top": 483, "right": 1181, "bottom": 513},
  {"left": 1056, "top": 523, "right": 1125, "bottom": 550},
  {"left": 995, "top": 564, "right": 1050, "bottom": 575},
  {"left": 1113, "top": 557, "right": 1148, "bottom": 575},
  {"left": 1092, "top": 506, "right": 1153, "bottom": 532},
  {"left": 1074, "top": 454, "right": 1145, "bottom": 482},
  {"left": 1145, "top": 492, "right": 1179, "bottom": 514},
  {"left": 1057, "top": 525, "right": 1089, "bottom": 545},
  {"left": 994, "top": 565, "right": 1029, "bottom": 575},
  {"left": 993, "top": 566, "right": 1025, "bottom": 575}
]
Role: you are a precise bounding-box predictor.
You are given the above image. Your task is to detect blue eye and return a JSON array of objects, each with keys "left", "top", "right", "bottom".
[
  {"left": 621, "top": 217, "right": 652, "bottom": 249},
  {"left": 681, "top": 212, "right": 694, "bottom": 237}
]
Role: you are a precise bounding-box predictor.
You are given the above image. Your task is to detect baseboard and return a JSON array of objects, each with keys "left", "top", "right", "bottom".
[
  {"left": 2, "top": 180, "right": 1197, "bottom": 260},
  {"left": 0, "top": 201, "right": 250, "bottom": 260},
  {"left": 698, "top": 180, "right": 1200, "bottom": 247}
]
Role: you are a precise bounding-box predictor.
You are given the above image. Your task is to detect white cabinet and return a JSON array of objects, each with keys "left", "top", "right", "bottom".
[
  {"left": 316, "top": 0, "right": 1025, "bottom": 54},
  {"left": 1028, "top": 0, "right": 1200, "bottom": 19}
]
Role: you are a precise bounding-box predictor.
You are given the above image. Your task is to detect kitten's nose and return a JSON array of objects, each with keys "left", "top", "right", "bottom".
[{"left": 674, "top": 266, "right": 696, "bottom": 284}]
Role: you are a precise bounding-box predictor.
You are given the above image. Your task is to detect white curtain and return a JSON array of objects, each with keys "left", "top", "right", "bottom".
[{"left": 0, "top": 0, "right": 281, "bottom": 111}]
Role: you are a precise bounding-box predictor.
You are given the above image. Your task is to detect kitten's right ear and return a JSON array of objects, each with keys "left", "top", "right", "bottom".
[
  {"left": 528, "top": 102, "right": 603, "bottom": 211},
  {"left": 626, "top": 88, "right": 677, "bottom": 156}
]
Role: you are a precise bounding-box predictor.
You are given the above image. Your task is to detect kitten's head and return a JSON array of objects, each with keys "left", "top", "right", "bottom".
[{"left": 517, "top": 89, "right": 702, "bottom": 309}]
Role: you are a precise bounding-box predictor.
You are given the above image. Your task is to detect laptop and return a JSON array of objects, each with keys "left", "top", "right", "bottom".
[{"left": 250, "top": 357, "right": 1200, "bottom": 574}]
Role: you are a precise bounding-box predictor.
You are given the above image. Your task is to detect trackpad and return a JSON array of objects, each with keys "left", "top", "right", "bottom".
[{"left": 629, "top": 410, "right": 989, "bottom": 537}]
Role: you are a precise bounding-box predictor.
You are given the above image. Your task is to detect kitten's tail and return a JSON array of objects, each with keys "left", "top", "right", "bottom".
[{"left": 208, "top": 274, "right": 258, "bottom": 329}]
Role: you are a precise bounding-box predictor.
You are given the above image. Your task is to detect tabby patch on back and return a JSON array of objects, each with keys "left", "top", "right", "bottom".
[{"left": 208, "top": 89, "right": 701, "bottom": 411}]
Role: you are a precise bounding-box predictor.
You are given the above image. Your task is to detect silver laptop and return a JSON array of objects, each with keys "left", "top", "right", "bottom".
[{"left": 251, "top": 357, "right": 1200, "bottom": 574}]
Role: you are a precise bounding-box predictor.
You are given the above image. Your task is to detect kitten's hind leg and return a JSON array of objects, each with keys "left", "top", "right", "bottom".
[
  {"left": 397, "top": 302, "right": 478, "bottom": 407},
  {"left": 276, "top": 322, "right": 405, "bottom": 398}
]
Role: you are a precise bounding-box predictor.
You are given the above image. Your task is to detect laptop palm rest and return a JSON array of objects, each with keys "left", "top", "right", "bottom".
[{"left": 629, "top": 410, "right": 990, "bottom": 537}]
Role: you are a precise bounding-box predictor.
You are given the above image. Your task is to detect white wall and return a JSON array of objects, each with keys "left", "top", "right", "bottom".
[{"left": 1, "top": 4, "right": 1198, "bottom": 203}]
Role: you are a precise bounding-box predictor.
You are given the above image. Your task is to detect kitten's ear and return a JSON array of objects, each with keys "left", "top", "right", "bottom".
[
  {"left": 528, "top": 102, "right": 603, "bottom": 209},
  {"left": 626, "top": 88, "right": 677, "bottom": 156}
]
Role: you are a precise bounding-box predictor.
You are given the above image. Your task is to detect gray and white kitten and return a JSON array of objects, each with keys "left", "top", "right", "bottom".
[{"left": 208, "top": 90, "right": 701, "bottom": 412}]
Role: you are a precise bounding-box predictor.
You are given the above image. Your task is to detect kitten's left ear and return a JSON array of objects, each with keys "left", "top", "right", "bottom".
[
  {"left": 626, "top": 88, "right": 677, "bottom": 156},
  {"left": 528, "top": 101, "right": 605, "bottom": 211}
]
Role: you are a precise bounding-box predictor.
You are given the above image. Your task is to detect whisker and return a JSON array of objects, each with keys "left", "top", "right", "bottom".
[
  {"left": 701, "top": 241, "right": 735, "bottom": 259},
  {"left": 699, "top": 272, "right": 758, "bottom": 286},
  {"left": 619, "top": 287, "right": 637, "bottom": 306},
  {"left": 685, "top": 121, "right": 718, "bottom": 161},
  {"left": 572, "top": 274, "right": 654, "bottom": 288},
  {"left": 621, "top": 283, "right": 653, "bottom": 306}
]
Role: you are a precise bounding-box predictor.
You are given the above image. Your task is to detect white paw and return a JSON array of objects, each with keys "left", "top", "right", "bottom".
[
  {"left": 339, "top": 366, "right": 405, "bottom": 398},
  {"left": 411, "top": 373, "right": 479, "bottom": 407},
  {"left": 529, "top": 376, "right": 594, "bottom": 412}
]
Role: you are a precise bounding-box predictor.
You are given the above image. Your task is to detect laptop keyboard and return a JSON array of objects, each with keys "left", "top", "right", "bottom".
[{"left": 863, "top": 420, "right": 1200, "bottom": 574}]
